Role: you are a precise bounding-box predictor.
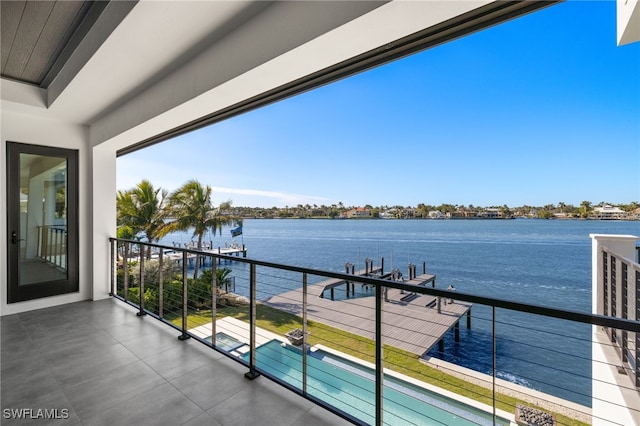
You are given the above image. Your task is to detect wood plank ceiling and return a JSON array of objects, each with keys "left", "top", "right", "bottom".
[{"left": 1, "top": 1, "right": 97, "bottom": 87}]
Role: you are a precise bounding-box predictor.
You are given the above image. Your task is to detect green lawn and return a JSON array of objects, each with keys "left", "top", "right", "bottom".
[{"left": 170, "top": 304, "right": 588, "bottom": 426}]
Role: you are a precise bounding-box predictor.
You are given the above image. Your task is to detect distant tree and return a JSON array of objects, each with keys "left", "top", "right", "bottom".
[
  {"left": 500, "top": 204, "right": 512, "bottom": 217},
  {"left": 579, "top": 201, "right": 593, "bottom": 218},
  {"left": 437, "top": 204, "right": 456, "bottom": 214},
  {"left": 159, "top": 180, "right": 241, "bottom": 279},
  {"left": 416, "top": 203, "right": 429, "bottom": 218},
  {"left": 116, "top": 179, "right": 167, "bottom": 257},
  {"left": 621, "top": 201, "right": 640, "bottom": 212},
  {"left": 543, "top": 203, "right": 555, "bottom": 211},
  {"left": 537, "top": 210, "right": 554, "bottom": 219},
  {"left": 116, "top": 225, "right": 138, "bottom": 240}
]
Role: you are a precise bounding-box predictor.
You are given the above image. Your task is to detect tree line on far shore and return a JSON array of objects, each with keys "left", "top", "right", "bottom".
[
  {"left": 205, "top": 200, "right": 640, "bottom": 220},
  {"left": 117, "top": 179, "right": 639, "bottom": 227}
]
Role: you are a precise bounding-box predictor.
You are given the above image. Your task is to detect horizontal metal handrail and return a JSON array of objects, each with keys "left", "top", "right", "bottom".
[{"left": 110, "top": 237, "right": 640, "bottom": 333}]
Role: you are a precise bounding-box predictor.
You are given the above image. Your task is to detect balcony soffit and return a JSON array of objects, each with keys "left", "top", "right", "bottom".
[
  {"left": 50, "top": 0, "right": 272, "bottom": 125},
  {"left": 0, "top": 0, "right": 96, "bottom": 86}
]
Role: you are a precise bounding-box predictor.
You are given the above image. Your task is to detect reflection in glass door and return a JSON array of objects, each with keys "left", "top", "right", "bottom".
[{"left": 7, "top": 142, "right": 78, "bottom": 303}]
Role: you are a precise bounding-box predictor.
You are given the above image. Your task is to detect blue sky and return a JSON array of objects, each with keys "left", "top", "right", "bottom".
[{"left": 117, "top": 1, "right": 639, "bottom": 208}]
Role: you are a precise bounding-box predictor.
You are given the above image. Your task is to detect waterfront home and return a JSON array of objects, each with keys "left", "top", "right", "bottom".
[
  {"left": 2, "top": 1, "right": 638, "bottom": 425},
  {"left": 378, "top": 209, "right": 396, "bottom": 219},
  {"left": 345, "top": 207, "right": 372, "bottom": 219},
  {"left": 592, "top": 205, "right": 628, "bottom": 220}
]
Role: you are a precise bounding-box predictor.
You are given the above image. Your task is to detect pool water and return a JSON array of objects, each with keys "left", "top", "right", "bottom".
[{"left": 243, "top": 340, "right": 509, "bottom": 426}]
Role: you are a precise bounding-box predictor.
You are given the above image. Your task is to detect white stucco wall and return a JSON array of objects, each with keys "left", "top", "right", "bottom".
[
  {"left": 0, "top": 110, "right": 91, "bottom": 315},
  {"left": 618, "top": 0, "right": 640, "bottom": 46},
  {"left": 91, "top": 144, "right": 117, "bottom": 301}
]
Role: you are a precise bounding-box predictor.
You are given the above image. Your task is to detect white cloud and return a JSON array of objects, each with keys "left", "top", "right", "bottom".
[
  {"left": 211, "top": 186, "right": 330, "bottom": 207},
  {"left": 116, "top": 157, "right": 329, "bottom": 207}
]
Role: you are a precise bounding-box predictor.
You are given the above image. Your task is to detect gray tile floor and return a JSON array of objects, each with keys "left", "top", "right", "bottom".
[{"left": 1, "top": 299, "right": 353, "bottom": 426}]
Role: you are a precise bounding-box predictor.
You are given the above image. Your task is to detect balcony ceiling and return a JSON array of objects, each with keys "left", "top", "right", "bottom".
[
  {"left": 0, "top": 1, "right": 95, "bottom": 86},
  {"left": 1, "top": 1, "right": 389, "bottom": 127},
  {"left": 1, "top": 1, "right": 554, "bottom": 150}
]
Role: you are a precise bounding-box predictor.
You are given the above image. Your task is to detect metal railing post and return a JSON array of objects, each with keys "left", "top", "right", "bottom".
[
  {"left": 636, "top": 269, "right": 640, "bottom": 387},
  {"left": 622, "top": 263, "right": 628, "bottom": 362},
  {"left": 611, "top": 256, "right": 617, "bottom": 343},
  {"left": 375, "top": 284, "right": 383, "bottom": 426},
  {"left": 56, "top": 228, "right": 61, "bottom": 267},
  {"left": 137, "top": 244, "right": 146, "bottom": 316},
  {"left": 123, "top": 242, "right": 130, "bottom": 300},
  {"left": 303, "top": 272, "right": 308, "bottom": 394},
  {"left": 109, "top": 239, "right": 115, "bottom": 296},
  {"left": 211, "top": 257, "right": 217, "bottom": 346},
  {"left": 178, "top": 251, "right": 190, "bottom": 341},
  {"left": 245, "top": 263, "right": 260, "bottom": 380},
  {"left": 603, "top": 250, "right": 609, "bottom": 316},
  {"left": 492, "top": 306, "right": 497, "bottom": 425},
  {"left": 158, "top": 250, "right": 164, "bottom": 318}
]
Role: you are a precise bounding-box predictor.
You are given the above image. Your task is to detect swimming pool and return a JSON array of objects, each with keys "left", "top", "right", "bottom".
[{"left": 243, "top": 340, "right": 509, "bottom": 426}]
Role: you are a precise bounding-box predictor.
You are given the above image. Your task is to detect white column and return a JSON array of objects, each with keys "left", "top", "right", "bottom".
[{"left": 91, "top": 144, "right": 118, "bottom": 300}]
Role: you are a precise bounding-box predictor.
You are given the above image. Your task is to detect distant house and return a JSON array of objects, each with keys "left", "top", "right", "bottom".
[
  {"left": 379, "top": 209, "right": 396, "bottom": 219},
  {"left": 479, "top": 208, "right": 501, "bottom": 218},
  {"left": 592, "top": 205, "right": 627, "bottom": 220},
  {"left": 345, "top": 207, "right": 372, "bottom": 218},
  {"left": 428, "top": 210, "right": 446, "bottom": 219},
  {"left": 553, "top": 212, "right": 572, "bottom": 219},
  {"left": 448, "top": 210, "right": 477, "bottom": 218}
]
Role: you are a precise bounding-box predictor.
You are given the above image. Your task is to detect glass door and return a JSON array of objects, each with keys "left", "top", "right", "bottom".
[{"left": 6, "top": 142, "right": 78, "bottom": 303}]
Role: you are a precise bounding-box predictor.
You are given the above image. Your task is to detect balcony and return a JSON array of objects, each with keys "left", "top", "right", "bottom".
[
  {"left": 0, "top": 298, "right": 349, "bottom": 425},
  {"left": 2, "top": 235, "right": 639, "bottom": 425}
]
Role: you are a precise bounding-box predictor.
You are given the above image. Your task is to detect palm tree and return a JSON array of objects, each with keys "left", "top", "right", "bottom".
[
  {"left": 116, "top": 180, "right": 167, "bottom": 257},
  {"left": 579, "top": 200, "right": 593, "bottom": 218},
  {"left": 160, "top": 180, "right": 241, "bottom": 278}
]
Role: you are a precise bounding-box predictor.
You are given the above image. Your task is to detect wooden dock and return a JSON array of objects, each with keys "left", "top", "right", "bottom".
[
  {"left": 203, "top": 246, "right": 247, "bottom": 259},
  {"left": 263, "top": 273, "right": 471, "bottom": 357}
]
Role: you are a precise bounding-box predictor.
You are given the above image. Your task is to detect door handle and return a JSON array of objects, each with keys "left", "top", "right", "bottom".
[{"left": 11, "top": 231, "right": 21, "bottom": 244}]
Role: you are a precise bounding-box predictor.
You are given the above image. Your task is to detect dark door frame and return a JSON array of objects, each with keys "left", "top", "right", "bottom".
[{"left": 6, "top": 141, "right": 79, "bottom": 303}]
